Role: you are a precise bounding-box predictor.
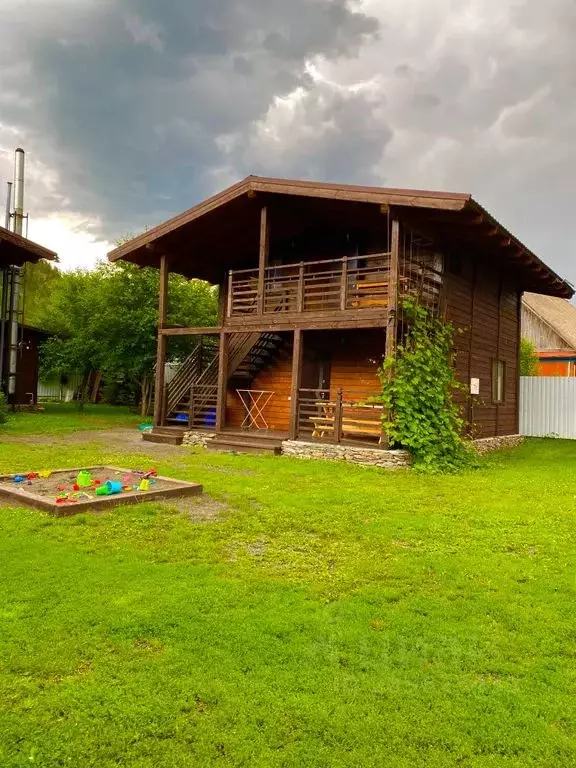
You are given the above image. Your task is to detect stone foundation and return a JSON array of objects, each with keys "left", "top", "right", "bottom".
[
  {"left": 281, "top": 440, "right": 411, "bottom": 469},
  {"left": 473, "top": 435, "right": 524, "bottom": 454},
  {"left": 182, "top": 431, "right": 216, "bottom": 448}
]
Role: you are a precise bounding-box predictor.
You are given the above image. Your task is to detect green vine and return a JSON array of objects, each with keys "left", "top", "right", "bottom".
[{"left": 379, "top": 299, "right": 474, "bottom": 473}]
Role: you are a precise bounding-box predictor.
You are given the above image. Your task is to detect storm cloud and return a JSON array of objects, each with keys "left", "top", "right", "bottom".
[{"left": 0, "top": 0, "right": 575, "bottom": 282}]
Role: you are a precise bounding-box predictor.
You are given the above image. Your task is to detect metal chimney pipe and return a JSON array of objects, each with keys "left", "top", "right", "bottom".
[
  {"left": 4, "top": 182, "right": 12, "bottom": 230},
  {"left": 13, "top": 148, "right": 25, "bottom": 236},
  {"left": 8, "top": 148, "right": 25, "bottom": 395}
]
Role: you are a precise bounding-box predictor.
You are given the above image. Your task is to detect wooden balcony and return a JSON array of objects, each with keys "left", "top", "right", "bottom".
[{"left": 226, "top": 252, "right": 392, "bottom": 327}]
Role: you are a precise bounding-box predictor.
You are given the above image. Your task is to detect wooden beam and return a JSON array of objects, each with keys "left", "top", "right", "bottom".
[
  {"left": 160, "top": 326, "right": 222, "bottom": 336},
  {"left": 215, "top": 331, "right": 229, "bottom": 432},
  {"left": 153, "top": 254, "right": 169, "bottom": 426},
  {"left": 224, "top": 310, "right": 389, "bottom": 332},
  {"left": 289, "top": 329, "right": 303, "bottom": 440},
  {"left": 250, "top": 179, "right": 467, "bottom": 211},
  {"left": 257, "top": 206, "right": 269, "bottom": 314},
  {"left": 385, "top": 218, "right": 400, "bottom": 360}
]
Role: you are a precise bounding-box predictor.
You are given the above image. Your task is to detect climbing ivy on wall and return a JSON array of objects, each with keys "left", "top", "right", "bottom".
[{"left": 379, "top": 299, "right": 473, "bottom": 473}]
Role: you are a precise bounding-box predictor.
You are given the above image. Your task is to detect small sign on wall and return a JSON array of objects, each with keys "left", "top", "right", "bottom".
[{"left": 470, "top": 378, "right": 480, "bottom": 396}]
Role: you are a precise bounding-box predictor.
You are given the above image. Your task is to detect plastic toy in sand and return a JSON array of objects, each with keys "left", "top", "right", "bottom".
[
  {"left": 105, "top": 480, "right": 123, "bottom": 495},
  {"left": 77, "top": 470, "right": 93, "bottom": 488},
  {"left": 138, "top": 479, "right": 151, "bottom": 492}
]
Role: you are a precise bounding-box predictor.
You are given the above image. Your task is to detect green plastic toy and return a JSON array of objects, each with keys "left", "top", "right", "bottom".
[{"left": 77, "top": 470, "right": 93, "bottom": 488}]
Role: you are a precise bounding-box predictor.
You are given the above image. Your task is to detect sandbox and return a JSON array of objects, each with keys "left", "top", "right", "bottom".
[{"left": 0, "top": 466, "right": 202, "bottom": 516}]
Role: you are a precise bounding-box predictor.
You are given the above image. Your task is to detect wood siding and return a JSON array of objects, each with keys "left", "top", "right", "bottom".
[
  {"left": 445, "top": 259, "right": 520, "bottom": 438},
  {"left": 226, "top": 347, "right": 294, "bottom": 431},
  {"left": 521, "top": 306, "right": 569, "bottom": 351}
]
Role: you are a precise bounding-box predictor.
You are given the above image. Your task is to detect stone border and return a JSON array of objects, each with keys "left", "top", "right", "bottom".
[
  {"left": 472, "top": 435, "right": 524, "bottom": 454},
  {"left": 183, "top": 431, "right": 216, "bottom": 447},
  {"left": 281, "top": 440, "right": 411, "bottom": 469}
]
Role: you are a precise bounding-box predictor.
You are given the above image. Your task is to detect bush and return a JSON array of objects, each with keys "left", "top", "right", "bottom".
[
  {"left": 520, "top": 338, "right": 539, "bottom": 376},
  {"left": 0, "top": 392, "right": 9, "bottom": 425}
]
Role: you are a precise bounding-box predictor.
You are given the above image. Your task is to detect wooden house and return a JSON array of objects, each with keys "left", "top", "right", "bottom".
[
  {"left": 522, "top": 293, "right": 576, "bottom": 376},
  {"left": 108, "top": 176, "right": 573, "bottom": 452},
  {"left": 0, "top": 226, "right": 56, "bottom": 405}
]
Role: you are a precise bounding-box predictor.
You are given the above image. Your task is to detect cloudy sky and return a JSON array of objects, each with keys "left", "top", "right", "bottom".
[{"left": 0, "top": 0, "right": 574, "bottom": 283}]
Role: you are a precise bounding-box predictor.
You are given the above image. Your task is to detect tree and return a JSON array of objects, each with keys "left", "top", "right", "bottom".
[
  {"left": 520, "top": 338, "right": 539, "bottom": 376},
  {"left": 38, "top": 261, "right": 218, "bottom": 414},
  {"left": 23, "top": 260, "right": 63, "bottom": 327}
]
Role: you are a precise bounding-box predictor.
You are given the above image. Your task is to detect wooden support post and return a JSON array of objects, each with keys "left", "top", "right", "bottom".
[
  {"left": 289, "top": 329, "right": 303, "bottom": 440},
  {"left": 333, "top": 388, "right": 344, "bottom": 444},
  {"left": 226, "top": 270, "right": 233, "bottom": 318},
  {"left": 257, "top": 206, "right": 269, "bottom": 315},
  {"left": 385, "top": 218, "right": 400, "bottom": 360},
  {"left": 153, "top": 254, "right": 169, "bottom": 427},
  {"left": 297, "top": 262, "right": 305, "bottom": 313},
  {"left": 215, "top": 331, "right": 229, "bottom": 433},
  {"left": 340, "top": 256, "right": 348, "bottom": 311}
]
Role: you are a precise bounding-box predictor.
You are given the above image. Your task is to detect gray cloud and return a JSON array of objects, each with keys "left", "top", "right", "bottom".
[
  {"left": 0, "top": 0, "right": 378, "bottom": 238},
  {"left": 1, "top": 0, "right": 575, "bottom": 285}
]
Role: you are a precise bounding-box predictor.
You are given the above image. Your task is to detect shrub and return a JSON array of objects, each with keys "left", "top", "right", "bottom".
[
  {"left": 520, "top": 338, "right": 539, "bottom": 376},
  {"left": 0, "top": 392, "right": 9, "bottom": 426}
]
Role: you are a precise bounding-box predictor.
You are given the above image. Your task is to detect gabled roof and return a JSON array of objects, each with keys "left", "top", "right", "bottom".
[
  {"left": 523, "top": 293, "right": 576, "bottom": 350},
  {"left": 108, "top": 175, "right": 573, "bottom": 298},
  {"left": 0, "top": 226, "right": 57, "bottom": 267}
]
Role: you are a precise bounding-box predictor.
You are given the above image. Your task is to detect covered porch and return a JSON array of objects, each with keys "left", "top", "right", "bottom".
[{"left": 156, "top": 327, "right": 388, "bottom": 450}]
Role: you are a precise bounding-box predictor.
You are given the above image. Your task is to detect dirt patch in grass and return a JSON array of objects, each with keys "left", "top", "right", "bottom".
[{"left": 162, "top": 495, "right": 230, "bottom": 522}]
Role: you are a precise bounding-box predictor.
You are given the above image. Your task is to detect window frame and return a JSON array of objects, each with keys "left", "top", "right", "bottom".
[{"left": 492, "top": 359, "right": 506, "bottom": 404}]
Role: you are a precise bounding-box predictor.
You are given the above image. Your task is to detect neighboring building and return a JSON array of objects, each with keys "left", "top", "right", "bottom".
[
  {"left": 0, "top": 226, "right": 57, "bottom": 405},
  {"left": 108, "top": 176, "right": 572, "bottom": 451},
  {"left": 522, "top": 293, "right": 576, "bottom": 376}
]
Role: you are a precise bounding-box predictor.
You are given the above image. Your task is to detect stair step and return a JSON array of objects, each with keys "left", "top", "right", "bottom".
[
  {"left": 207, "top": 435, "right": 282, "bottom": 455},
  {"left": 143, "top": 431, "right": 183, "bottom": 446}
]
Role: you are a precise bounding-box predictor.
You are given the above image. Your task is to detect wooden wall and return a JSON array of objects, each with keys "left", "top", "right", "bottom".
[
  {"left": 521, "top": 306, "right": 568, "bottom": 351},
  {"left": 445, "top": 257, "right": 521, "bottom": 438},
  {"left": 226, "top": 346, "right": 294, "bottom": 432},
  {"left": 321, "top": 330, "right": 384, "bottom": 396}
]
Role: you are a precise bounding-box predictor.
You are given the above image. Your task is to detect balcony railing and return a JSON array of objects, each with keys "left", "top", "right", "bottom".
[{"left": 227, "top": 252, "right": 392, "bottom": 318}]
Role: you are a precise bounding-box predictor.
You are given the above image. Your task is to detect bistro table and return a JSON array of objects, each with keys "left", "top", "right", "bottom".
[{"left": 236, "top": 389, "right": 275, "bottom": 430}]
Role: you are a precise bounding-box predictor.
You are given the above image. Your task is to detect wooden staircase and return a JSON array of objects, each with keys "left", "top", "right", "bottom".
[{"left": 162, "top": 332, "right": 286, "bottom": 429}]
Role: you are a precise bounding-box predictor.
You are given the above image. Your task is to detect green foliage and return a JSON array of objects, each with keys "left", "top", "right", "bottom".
[
  {"left": 520, "top": 337, "right": 540, "bottom": 376},
  {"left": 0, "top": 392, "right": 8, "bottom": 425},
  {"left": 22, "top": 260, "right": 63, "bottom": 327},
  {"left": 37, "top": 261, "right": 218, "bottom": 412},
  {"left": 379, "top": 299, "right": 472, "bottom": 473},
  {"left": 0, "top": 421, "right": 575, "bottom": 766}
]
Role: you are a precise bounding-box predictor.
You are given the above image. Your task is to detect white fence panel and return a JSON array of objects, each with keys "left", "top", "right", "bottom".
[{"left": 520, "top": 377, "right": 576, "bottom": 439}]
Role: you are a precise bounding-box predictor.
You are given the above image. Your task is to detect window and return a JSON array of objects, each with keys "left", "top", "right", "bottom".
[{"left": 492, "top": 360, "right": 506, "bottom": 404}]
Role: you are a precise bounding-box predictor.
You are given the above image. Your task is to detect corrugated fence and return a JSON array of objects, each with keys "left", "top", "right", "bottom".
[{"left": 520, "top": 377, "right": 576, "bottom": 439}]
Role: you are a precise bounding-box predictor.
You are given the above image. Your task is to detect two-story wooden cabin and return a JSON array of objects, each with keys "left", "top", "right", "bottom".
[{"left": 108, "top": 176, "right": 573, "bottom": 453}]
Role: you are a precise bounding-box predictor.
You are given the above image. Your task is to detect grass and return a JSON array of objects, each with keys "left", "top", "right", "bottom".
[
  {"left": 0, "top": 411, "right": 575, "bottom": 766},
  {"left": 2, "top": 402, "right": 143, "bottom": 435}
]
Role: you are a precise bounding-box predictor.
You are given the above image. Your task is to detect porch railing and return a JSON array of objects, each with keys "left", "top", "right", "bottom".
[
  {"left": 296, "top": 387, "right": 384, "bottom": 444},
  {"left": 227, "top": 252, "right": 391, "bottom": 317}
]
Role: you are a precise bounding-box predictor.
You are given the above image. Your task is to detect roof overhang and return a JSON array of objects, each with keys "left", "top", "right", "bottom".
[
  {"left": 0, "top": 226, "right": 57, "bottom": 267},
  {"left": 108, "top": 175, "right": 573, "bottom": 299}
]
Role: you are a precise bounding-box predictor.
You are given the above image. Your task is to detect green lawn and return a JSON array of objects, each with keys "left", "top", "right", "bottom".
[
  {"left": 2, "top": 403, "right": 143, "bottom": 435},
  {"left": 0, "top": 418, "right": 575, "bottom": 766}
]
